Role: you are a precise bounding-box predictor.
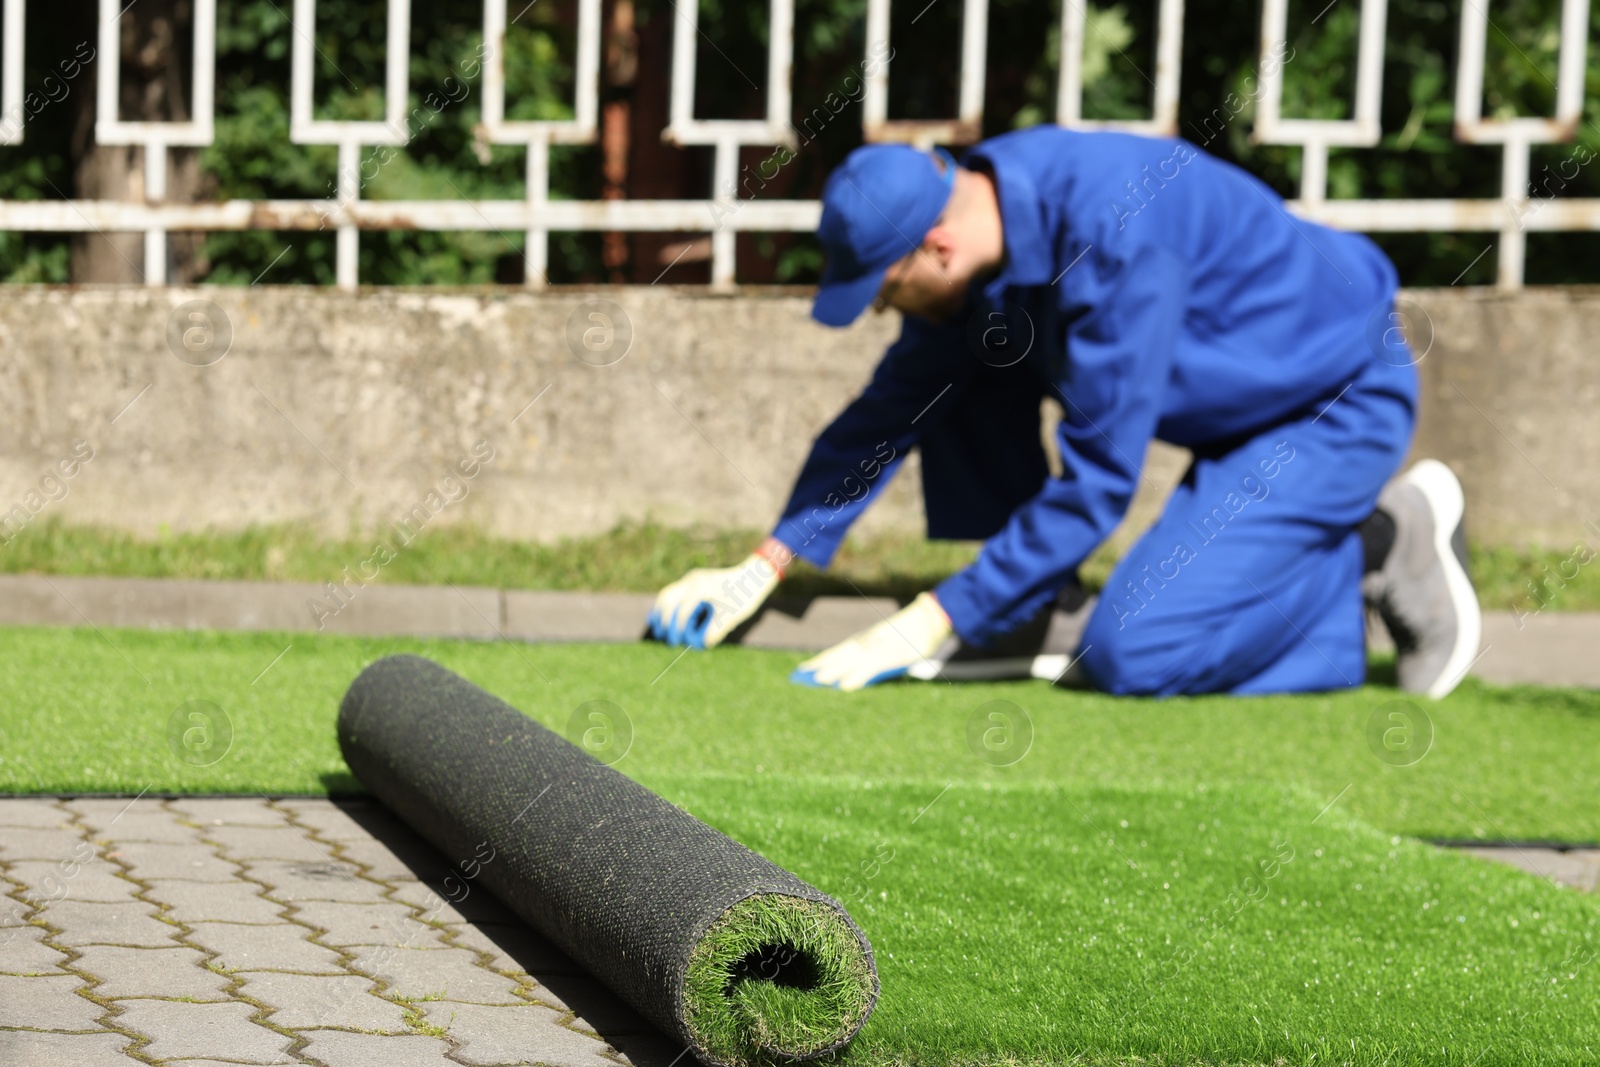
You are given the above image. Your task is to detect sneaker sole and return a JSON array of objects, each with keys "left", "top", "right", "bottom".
[{"left": 1402, "top": 459, "right": 1482, "bottom": 698}]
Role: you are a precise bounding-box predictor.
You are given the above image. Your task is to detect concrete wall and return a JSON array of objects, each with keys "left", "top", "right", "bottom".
[
  {"left": 0, "top": 285, "right": 1592, "bottom": 552},
  {"left": 1408, "top": 287, "right": 1600, "bottom": 548}
]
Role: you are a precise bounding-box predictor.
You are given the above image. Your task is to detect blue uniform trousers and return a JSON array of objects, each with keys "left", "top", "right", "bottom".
[{"left": 920, "top": 354, "right": 1416, "bottom": 696}]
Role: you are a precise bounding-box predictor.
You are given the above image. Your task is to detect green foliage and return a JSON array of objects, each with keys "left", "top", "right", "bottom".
[
  {"left": 4, "top": 517, "right": 1593, "bottom": 610},
  {"left": 0, "top": 0, "right": 1597, "bottom": 283},
  {"left": 196, "top": 0, "right": 591, "bottom": 284},
  {"left": 0, "top": 517, "right": 979, "bottom": 600},
  {"left": 1182, "top": 0, "right": 1600, "bottom": 283},
  {"left": 0, "top": 13, "right": 91, "bottom": 282},
  {"left": 1472, "top": 540, "right": 1600, "bottom": 615},
  {"left": 1010, "top": 4, "right": 1146, "bottom": 130}
]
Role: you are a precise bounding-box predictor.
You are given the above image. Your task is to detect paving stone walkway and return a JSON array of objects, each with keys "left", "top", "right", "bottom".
[
  {"left": 0, "top": 796, "right": 680, "bottom": 1067},
  {"left": 1458, "top": 845, "right": 1600, "bottom": 893}
]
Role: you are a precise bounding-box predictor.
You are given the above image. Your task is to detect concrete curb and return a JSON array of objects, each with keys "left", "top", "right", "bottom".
[
  {"left": 0, "top": 574, "right": 897, "bottom": 653},
  {"left": 0, "top": 573, "right": 1594, "bottom": 687}
]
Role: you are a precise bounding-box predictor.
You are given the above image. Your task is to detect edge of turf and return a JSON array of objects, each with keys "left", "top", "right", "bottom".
[{"left": 682, "top": 892, "right": 877, "bottom": 1065}]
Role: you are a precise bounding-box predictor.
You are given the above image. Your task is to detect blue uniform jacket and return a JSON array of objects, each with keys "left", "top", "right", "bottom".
[{"left": 773, "top": 127, "right": 1402, "bottom": 646}]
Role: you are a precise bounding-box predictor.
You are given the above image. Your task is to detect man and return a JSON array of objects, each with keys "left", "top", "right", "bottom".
[{"left": 647, "top": 127, "right": 1480, "bottom": 698}]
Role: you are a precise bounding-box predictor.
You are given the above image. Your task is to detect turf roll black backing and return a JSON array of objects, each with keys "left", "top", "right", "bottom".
[{"left": 337, "top": 654, "right": 878, "bottom": 1065}]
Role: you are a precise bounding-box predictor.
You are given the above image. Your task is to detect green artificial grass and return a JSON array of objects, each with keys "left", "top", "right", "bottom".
[
  {"left": 683, "top": 893, "right": 876, "bottom": 1064},
  {"left": 4, "top": 625, "right": 1599, "bottom": 1065},
  {"left": 667, "top": 776, "right": 1600, "bottom": 1066},
  {"left": 4, "top": 627, "right": 1597, "bottom": 842}
]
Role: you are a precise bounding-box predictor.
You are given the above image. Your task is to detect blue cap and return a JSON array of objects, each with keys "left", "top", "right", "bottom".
[{"left": 812, "top": 145, "right": 957, "bottom": 327}]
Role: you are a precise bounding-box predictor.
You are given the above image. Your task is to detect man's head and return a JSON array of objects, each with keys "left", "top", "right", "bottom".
[{"left": 812, "top": 145, "right": 1005, "bottom": 328}]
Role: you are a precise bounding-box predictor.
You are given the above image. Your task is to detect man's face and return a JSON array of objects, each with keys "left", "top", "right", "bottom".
[{"left": 873, "top": 237, "right": 971, "bottom": 324}]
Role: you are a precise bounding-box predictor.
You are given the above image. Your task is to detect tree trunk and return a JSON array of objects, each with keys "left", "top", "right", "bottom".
[
  {"left": 600, "top": 0, "right": 637, "bottom": 282},
  {"left": 70, "top": 0, "right": 207, "bottom": 283}
]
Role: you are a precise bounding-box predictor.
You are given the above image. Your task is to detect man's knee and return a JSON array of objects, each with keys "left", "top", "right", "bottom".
[{"left": 1078, "top": 596, "right": 1200, "bottom": 696}]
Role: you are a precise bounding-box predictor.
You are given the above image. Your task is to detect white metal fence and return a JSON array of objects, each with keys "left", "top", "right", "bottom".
[{"left": 0, "top": 0, "right": 1592, "bottom": 288}]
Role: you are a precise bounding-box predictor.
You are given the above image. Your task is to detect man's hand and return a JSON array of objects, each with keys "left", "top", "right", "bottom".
[
  {"left": 648, "top": 551, "right": 783, "bottom": 649},
  {"left": 791, "top": 592, "right": 953, "bottom": 691}
]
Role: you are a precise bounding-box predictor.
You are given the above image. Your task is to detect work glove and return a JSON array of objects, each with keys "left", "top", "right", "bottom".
[
  {"left": 648, "top": 553, "right": 781, "bottom": 649},
  {"left": 790, "top": 592, "right": 953, "bottom": 691}
]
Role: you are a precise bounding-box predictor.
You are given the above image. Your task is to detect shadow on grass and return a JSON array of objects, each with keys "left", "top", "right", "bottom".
[{"left": 319, "top": 770, "right": 365, "bottom": 796}]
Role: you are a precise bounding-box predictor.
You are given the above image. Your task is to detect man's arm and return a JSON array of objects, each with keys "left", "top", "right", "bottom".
[
  {"left": 649, "top": 313, "right": 969, "bottom": 649},
  {"left": 934, "top": 243, "right": 1188, "bottom": 646}
]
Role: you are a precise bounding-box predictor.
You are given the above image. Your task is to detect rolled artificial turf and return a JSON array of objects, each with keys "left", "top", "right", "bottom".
[
  {"left": 685, "top": 894, "right": 877, "bottom": 1061},
  {"left": 337, "top": 654, "right": 877, "bottom": 1065}
]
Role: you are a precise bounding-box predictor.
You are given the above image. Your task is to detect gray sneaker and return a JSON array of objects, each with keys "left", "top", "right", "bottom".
[
  {"left": 908, "top": 584, "right": 1096, "bottom": 685},
  {"left": 1363, "top": 459, "right": 1482, "bottom": 699}
]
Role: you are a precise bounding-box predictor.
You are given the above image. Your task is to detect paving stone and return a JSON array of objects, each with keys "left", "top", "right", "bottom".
[
  {"left": 167, "top": 798, "right": 286, "bottom": 827},
  {"left": 420, "top": 1001, "right": 618, "bottom": 1067},
  {"left": 442, "top": 923, "right": 586, "bottom": 977},
  {"left": 0, "top": 799, "right": 75, "bottom": 829},
  {"left": 61, "top": 797, "right": 164, "bottom": 822},
  {"left": 186, "top": 922, "right": 345, "bottom": 975},
  {"left": 248, "top": 860, "right": 388, "bottom": 904},
  {"left": 9, "top": 855, "right": 138, "bottom": 904},
  {"left": 1464, "top": 846, "right": 1600, "bottom": 892},
  {"left": 0, "top": 828, "right": 92, "bottom": 861},
  {"left": 298, "top": 1030, "right": 459, "bottom": 1067},
  {"left": 113, "top": 841, "right": 238, "bottom": 883},
  {"left": 290, "top": 900, "right": 443, "bottom": 949},
  {"left": 0, "top": 900, "right": 32, "bottom": 927},
  {"left": 145, "top": 879, "right": 286, "bottom": 924},
  {"left": 113, "top": 999, "right": 292, "bottom": 1062},
  {"left": 0, "top": 1030, "right": 133, "bottom": 1065},
  {"left": 277, "top": 800, "right": 389, "bottom": 842},
  {"left": 205, "top": 825, "right": 337, "bottom": 864},
  {"left": 389, "top": 880, "right": 519, "bottom": 925},
  {"left": 333, "top": 834, "right": 453, "bottom": 882},
  {"left": 0, "top": 974, "right": 104, "bottom": 1029},
  {"left": 4, "top": 800, "right": 647, "bottom": 1063},
  {"left": 73, "top": 944, "right": 231, "bottom": 1000},
  {"left": 81, "top": 810, "right": 204, "bottom": 845},
  {"left": 38, "top": 899, "right": 180, "bottom": 948},
  {"left": 0, "top": 924, "right": 69, "bottom": 974},
  {"left": 347, "top": 945, "right": 523, "bottom": 1004},
  {"left": 562, "top": 1015, "right": 616, "bottom": 1040},
  {"left": 239, "top": 970, "right": 409, "bottom": 1031},
  {"left": 526, "top": 976, "right": 653, "bottom": 1034},
  {"left": 599, "top": 1030, "right": 690, "bottom": 1067}
]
